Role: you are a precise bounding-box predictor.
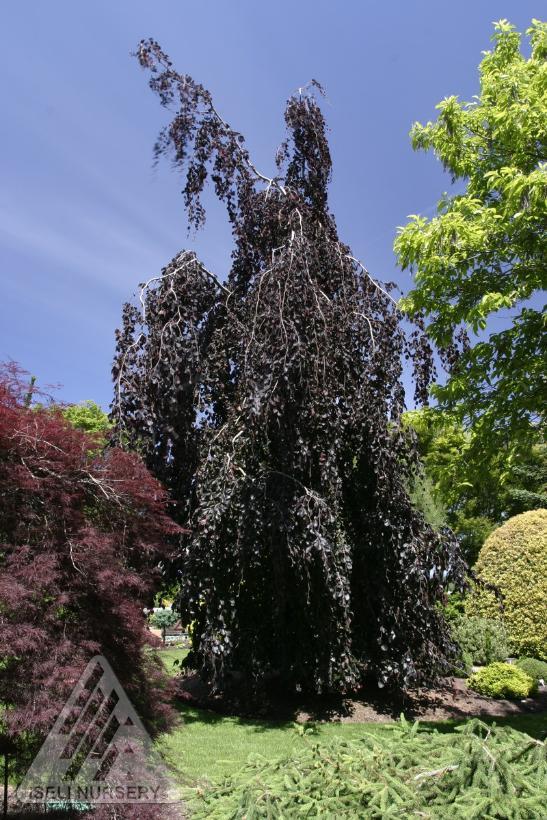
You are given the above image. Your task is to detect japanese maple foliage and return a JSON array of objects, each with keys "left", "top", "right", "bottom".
[{"left": 0, "top": 363, "right": 181, "bottom": 743}]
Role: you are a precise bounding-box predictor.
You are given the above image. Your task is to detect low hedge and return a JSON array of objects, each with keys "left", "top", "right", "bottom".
[
  {"left": 467, "top": 662, "right": 536, "bottom": 699},
  {"left": 516, "top": 657, "right": 547, "bottom": 684}
]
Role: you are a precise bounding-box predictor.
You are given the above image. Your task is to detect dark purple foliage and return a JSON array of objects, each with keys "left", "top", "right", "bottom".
[{"left": 112, "top": 42, "right": 467, "bottom": 696}]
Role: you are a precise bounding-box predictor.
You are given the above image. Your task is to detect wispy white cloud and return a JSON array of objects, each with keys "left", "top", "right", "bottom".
[{"left": 0, "top": 204, "right": 163, "bottom": 295}]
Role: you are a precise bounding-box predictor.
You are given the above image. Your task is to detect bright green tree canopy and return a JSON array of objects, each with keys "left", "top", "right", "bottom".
[
  {"left": 404, "top": 408, "right": 546, "bottom": 561},
  {"left": 395, "top": 20, "right": 546, "bottom": 447},
  {"left": 62, "top": 400, "right": 111, "bottom": 435}
]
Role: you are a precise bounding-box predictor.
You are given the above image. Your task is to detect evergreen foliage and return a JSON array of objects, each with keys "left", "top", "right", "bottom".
[
  {"left": 407, "top": 472, "right": 447, "bottom": 531},
  {"left": 13, "top": 806, "right": 178, "bottom": 819},
  {"left": 188, "top": 719, "right": 547, "bottom": 818},
  {"left": 467, "top": 663, "right": 536, "bottom": 699},
  {"left": 516, "top": 657, "right": 547, "bottom": 684},
  {"left": 451, "top": 616, "right": 509, "bottom": 671},
  {"left": 467, "top": 510, "right": 547, "bottom": 660},
  {"left": 112, "top": 41, "right": 468, "bottom": 696}
]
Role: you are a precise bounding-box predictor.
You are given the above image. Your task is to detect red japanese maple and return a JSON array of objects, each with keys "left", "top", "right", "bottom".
[{"left": 0, "top": 363, "right": 181, "bottom": 744}]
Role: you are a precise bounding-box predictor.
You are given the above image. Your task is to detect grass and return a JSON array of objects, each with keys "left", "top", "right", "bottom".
[
  {"left": 157, "top": 652, "right": 547, "bottom": 784},
  {"left": 159, "top": 646, "right": 188, "bottom": 675},
  {"left": 158, "top": 704, "right": 400, "bottom": 783},
  {"left": 158, "top": 704, "right": 547, "bottom": 783}
]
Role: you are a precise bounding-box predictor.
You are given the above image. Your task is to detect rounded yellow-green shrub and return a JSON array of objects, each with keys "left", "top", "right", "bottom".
[
  {"left": 467, "top": 662, "right": 536, "bottom": 699},
  {"left": 466, "top": 509, "right": 547, "bottom": 660}
]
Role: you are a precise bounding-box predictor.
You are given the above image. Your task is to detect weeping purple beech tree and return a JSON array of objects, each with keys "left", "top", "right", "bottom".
[{"left": 112, "top": 40, "right": 466, "bottom": 696}]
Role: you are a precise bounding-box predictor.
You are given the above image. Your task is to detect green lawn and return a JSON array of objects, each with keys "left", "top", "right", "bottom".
[
  {"left": 157, "top": 652, "right": 547, "bottom": 784},
  {"left": 158, "top": 704, "right": 402, "bottom": 783},
  {"left": 159, "top": 646, "right": 189, "bottom": 676}
]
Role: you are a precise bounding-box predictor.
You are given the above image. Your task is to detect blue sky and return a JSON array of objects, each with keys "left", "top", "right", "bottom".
[{"left": 0, "top": 1, "right": 541, "bottom": 408}]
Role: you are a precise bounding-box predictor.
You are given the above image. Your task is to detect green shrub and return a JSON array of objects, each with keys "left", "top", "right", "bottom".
[
  {"left": 516, "top": 657, "right": 547, "bottom": 683},
  {"left": 451, "top": 616, "right": 509, "bottom": 672},
  {"left": 466, "top": 509, "right": 547, "bottom": 660},
  {"left": 452, "top": 650, "right": 474, "bottom": 678},
  {"left": 188, "top": 719, "right": 547, "bottom": 818},
  {"left": 443, "top": 591, "right": 465, "bottom": 621},
  {"left": 467, "top": 662, "right": 536, "bottom": 699}
]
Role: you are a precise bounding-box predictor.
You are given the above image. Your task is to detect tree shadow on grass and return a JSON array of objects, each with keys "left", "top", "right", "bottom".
[
  {"left": 172, "top": 700, "right": 297, "bottom": 733},
  {"left": 173, "top": 698, "right": 547, "bottom": 747},
  {"left": 172, "top": 673, "right": 407, "bottom": 729},
  {"left": 172, "top": 672, "right": 547, "bottom": 741}
]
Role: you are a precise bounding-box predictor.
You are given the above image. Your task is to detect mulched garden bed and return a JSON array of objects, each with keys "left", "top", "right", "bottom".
[{"left": 175, "top": 673, "right": 547, "bottom": 724}]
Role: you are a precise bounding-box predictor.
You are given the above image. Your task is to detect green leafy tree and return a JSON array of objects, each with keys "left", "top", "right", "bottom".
[
  {"left": 504, "top": 442, "right": 547, "bottom": 516},
  {"left": 404, "top": 409, "right": 498, "bottom": 559},
  {"left": 395, "top": 20, "right": 547, "bottom": 451},
  {"left": 62, "top": 400, "right": 112, "bottom": 435},
  {"left": 404, "top": 408, "right": 545, "bottom": 560},
  {"left": 150, "top": 609, "right": 179, "bottom": 644}
]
